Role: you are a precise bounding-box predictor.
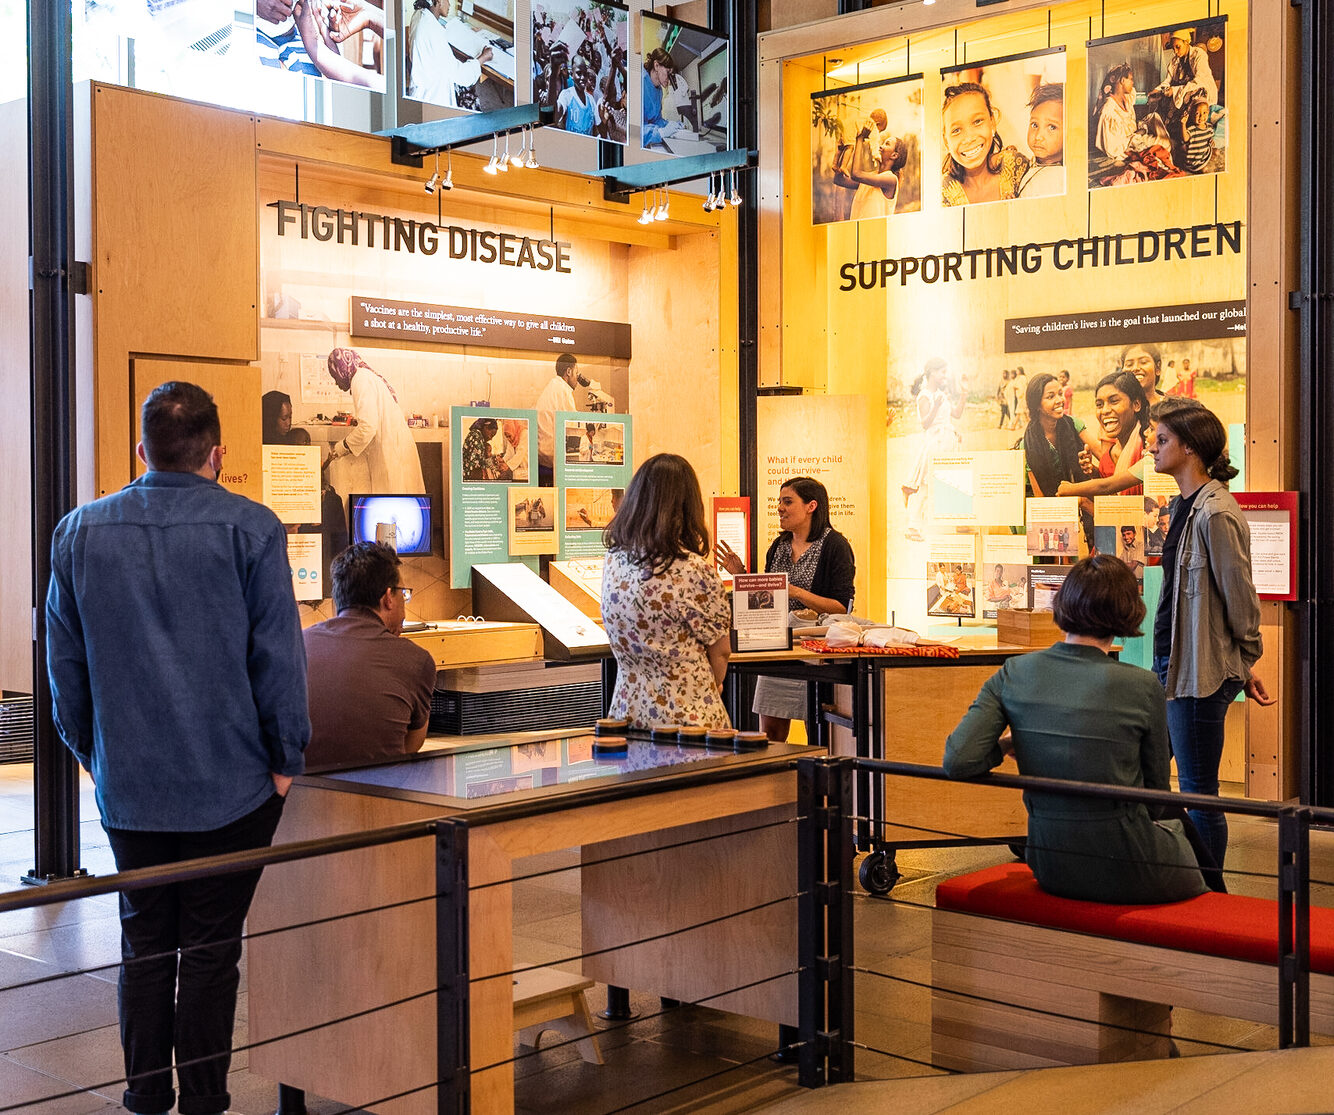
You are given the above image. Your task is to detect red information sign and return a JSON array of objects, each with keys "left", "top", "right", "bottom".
[
  {"left": 1232, "top": 491, "right": 1299, "bottom": 601},
  {"left": 712, "top": 496, "right": 750, "bottom": 583}
]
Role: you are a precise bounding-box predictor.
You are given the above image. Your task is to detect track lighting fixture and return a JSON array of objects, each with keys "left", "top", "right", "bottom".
[
  {"left": 637, "top": 191, "right": 653, "bottom": 225},
  {"left": 483, "top": 134, "right": 499, "bottom": 175},
  {"left": 442, "top": 150, "right": 453, "bottom": 190},
  {"left": 703, "top": 173, "right": 715, "bottom": 212},
  {"left": 498, "top": 133, "right": 511, "bottom": 172},
  {"left": 730, "top": 169, "right": 742, "bottom": 206},
  {"left": 511, "top": 129, "right": 526, "bottom": 168},
  {"left": 655, "top": 186, "right": 669, "bottom": 221},
  {"left": 525, "top": 127, "right": 539, "bottom": 168},
  {"left": 424, "top": 152, "right": 441, "bottom": 194}
]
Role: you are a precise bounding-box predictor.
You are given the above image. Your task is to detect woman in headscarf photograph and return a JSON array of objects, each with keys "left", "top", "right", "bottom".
[{"left": 325, "top": 347, "right": 425, "bottom": 494}]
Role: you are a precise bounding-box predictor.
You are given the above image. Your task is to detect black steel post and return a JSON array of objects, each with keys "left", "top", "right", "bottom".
[
  {"left": 1298, "top": 0, "right": 1334, "bottom": 805},
  {"left": 274, "top": 1084, "right": 307, "bottom": 1114},
  {"left": 825, "top": 759, "right": 854, "bottom": 1083},
  {"left": 25, "top": 0, "right": 82, "bottom": 885},
  {"left": 599, "top": 985, "right": 638, "bottom": 1021},
  {"left": 795, "top": 756, "right": 824, "bottom": 1086},
  {"left": 435, "top": 820, "right": 470, "bottom": 1113},
  {"left": 1276, "top": 806, "right": 1312, "bottom": 1048},
  {"left": 715, "top": 0, "right": 759, "bottom": 560}
]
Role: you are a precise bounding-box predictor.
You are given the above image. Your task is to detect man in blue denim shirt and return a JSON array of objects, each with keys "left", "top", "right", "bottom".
[{"left": 46, "top": 381, "right": 310, "bottom": 1115}]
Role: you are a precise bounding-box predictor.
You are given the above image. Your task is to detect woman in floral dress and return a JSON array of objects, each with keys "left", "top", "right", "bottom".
[{"left": 601, "top": 454, "right": 732, "bottom": 728}]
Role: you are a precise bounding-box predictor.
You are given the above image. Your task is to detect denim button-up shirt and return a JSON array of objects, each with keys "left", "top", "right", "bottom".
[{"left": 46, "top": 471, "right": 310, "bottom": 832}]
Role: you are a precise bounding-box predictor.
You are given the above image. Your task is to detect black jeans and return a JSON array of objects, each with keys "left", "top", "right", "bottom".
[{"left": 106, "top": 792, "right": 285, "bottom": 1115}]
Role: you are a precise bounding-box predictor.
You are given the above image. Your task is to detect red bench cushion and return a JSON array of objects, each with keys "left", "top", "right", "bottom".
[{"left": 935, "top": 861, "right": 1334, "bottom": 974}]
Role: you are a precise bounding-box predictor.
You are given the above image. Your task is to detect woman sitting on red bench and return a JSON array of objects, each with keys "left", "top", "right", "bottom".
[{"left": 944, "top": 554, "right": 1220, "bottom": 903}]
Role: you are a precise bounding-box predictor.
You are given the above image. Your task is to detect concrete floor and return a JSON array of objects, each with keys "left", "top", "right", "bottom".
[{"left": 1, "top": 762, "right": 1329, "bottom": 1114}]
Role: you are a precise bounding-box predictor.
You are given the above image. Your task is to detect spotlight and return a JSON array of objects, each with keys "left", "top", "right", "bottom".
[
  {"left": 442, "top": 150, "right": 453, "bottom": 190},
  {"left": 511, "top": 128, "right": 527, "bottom": 168},
  {"left": 730, "top": 169, "right": 742, "bottom": 206},
  {"left": 637, "top": 192, "right": 653, "bottom": 224},
  {"left": 424, "top": 152, "right": 441, "bottom": 193},
  {"left": 704, "top": 173, "right": 715, "bottom": 212},
  {"left": 483, "top": 134, "right": 499, "bottom": 175},
  {"left": 525, "top": 127, "right": 539, "bottom": 168},
  {"left": 655, "top": 187, "right": 669, "bottom": 221},
  {"left": 498, "top": 133, "right": 511, "bottom": 172}
]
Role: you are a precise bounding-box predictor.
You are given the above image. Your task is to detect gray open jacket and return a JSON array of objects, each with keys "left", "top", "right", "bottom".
[{"left": 1161, "top": 479, "right": 1263, "bottom": 699}]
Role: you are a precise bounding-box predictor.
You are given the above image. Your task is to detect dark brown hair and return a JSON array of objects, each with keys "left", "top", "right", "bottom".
[
  {"left": 1051, "top": 554, "right": 1145, "bottom": 639},
  {"left": 778, "top": 476, "right": 832, "bottom": 541},
  {"left": 140, "top": 381, "right": 221, "bottom": 473},
  {"left": 1149, "top": 398, "right": 1238, "bottom": 482},
  {"left": 942, "top": 83, "right": 1004, "bottom": 183},
  {"left": 331, "top": 541, "right": 402, "bottom": 613},
  {"left": 603, "top": 453, "right": 710, "bottom": 575}
]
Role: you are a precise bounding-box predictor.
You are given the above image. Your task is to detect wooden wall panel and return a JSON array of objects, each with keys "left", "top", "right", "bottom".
[
  {"left": 0, "top": 99, "right": 30, "bottom": 691},
  {"left": 129, "top": 359, "right": 263, "bottom": 504},
  {"left": 92, "top": 84, "right": 259, "bottom": 496}
]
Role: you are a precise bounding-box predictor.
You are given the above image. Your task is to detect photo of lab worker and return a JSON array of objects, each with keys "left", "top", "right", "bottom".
[
  {"left": 640, "top": 14, "right": 729, "bottom": 154},
  {"left": 404, "top": 0, "right": 515, "bottom": 112},
  {"left": 324, "top": 347, "right": 426, "bottom": 494}
]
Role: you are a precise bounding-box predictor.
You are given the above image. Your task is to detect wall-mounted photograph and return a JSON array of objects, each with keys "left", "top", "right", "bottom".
[
  {"left": 940, "top": 47, "right": 1066, "bottom": 207},
  {"left": 640, "top": 13, "right": 729, "bottom": 155},
  {"left": 1087, "top": 18, "right": 1228, "bottom": 189},
  {"left": 532, "top": 0, "right": 629, "bottom": 143},
  {"left": 565, "top": 486, "right": 622, "bottom": 530},
  {"left": 811, "top": 74, "right": 923, "bottom": 225},
  {"left": 563, "top": 418, "right": 625, "bottom": 465},
  {"left": 403, "top": 0, "right": 515, "bottom": 111},
  {"left": 257, "top": 0, "right": 388, "bottom": 90}
]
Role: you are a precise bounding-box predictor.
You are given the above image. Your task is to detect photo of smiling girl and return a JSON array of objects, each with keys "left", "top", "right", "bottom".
[
  {"left": 1055, "top": 371, "right": 1152, "bottom": 498},
  {"left": 940, "top": 49, "right": 1065, "bottom": 208}
]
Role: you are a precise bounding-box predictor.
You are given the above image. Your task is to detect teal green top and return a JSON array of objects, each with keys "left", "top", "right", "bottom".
[{"left": 944, "top": 642, "right": 1206, "bottom": 904}]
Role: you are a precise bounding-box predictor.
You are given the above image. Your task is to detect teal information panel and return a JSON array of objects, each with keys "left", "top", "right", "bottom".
[
  {"left": 555, "top": 412, "right": 633, "bottom": 559},
  {"left": 449, "top": 406, "right": 540, "bottom": 588}
]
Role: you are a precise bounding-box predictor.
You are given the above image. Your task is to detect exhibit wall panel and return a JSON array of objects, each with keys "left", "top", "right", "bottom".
[
  {"left": 0, "top": 97, "right": 29, "bottom": 691},
  {"left": 91, "top": 84, "right": 260, "bottom": 497}
]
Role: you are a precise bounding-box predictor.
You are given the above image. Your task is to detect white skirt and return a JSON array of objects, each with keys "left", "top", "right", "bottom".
[{"left": 752, "top": 676, "right": 809, "bottom": 720}]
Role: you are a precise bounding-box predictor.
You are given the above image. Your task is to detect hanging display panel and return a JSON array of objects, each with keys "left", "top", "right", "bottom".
[
  {"left": 532, "top": 0, "right": 629, "bottom": 143},
  {"left": 640, "top": 13, "right": 730, "bottom": 154}
]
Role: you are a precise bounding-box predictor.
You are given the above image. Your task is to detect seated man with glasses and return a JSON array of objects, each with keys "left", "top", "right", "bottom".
[{"left": 303, "top": 542, "right": 437, "bottom": 769}]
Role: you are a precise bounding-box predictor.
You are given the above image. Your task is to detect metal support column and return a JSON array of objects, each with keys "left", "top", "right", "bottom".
[
  {"left": 1277, "top": 806, "right": 1312, "bottom": 1048},
  {"left": 1297, "top": 0, "right": 1334, "bottom": 806},
  {"left": 436, "top": 820, "right": 471, "bottom": 1112},
  {"left": 25, "top": 0, "right": 82, "bottom": 884}
]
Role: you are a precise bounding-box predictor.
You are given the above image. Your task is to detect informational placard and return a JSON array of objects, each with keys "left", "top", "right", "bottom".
[
  {"left": 471, "top": 561, "right": 610, "bottom": 658},
  {"left": 757, "top": 395, "right": 872, "bottom": 613},
  {"left": 732, "top": 573, "right": 791, "bottom": 651},
  {"left": 508, "top": 486, "right": 559, "bottom": 556},
  {"left": 287, "top": 534, "right": 323, "bottom": 602},
  {"left": 929, "top": 451, "right": 1026, "bottom": 526},
  {"left": 449, "top": 405, "right": 539, "bottom": 588},
  {"left": 1026, "top": 497, "right": 1081, "bottom": 557},
  {"left": 1234, "top": 492, "right": 1299, "bottom": 601},
  {"left": 351, "top": 297, "right": 633, "bottom": 358},
  {"left": 981, "top": 534, "right": 1030, "bottom": 618},
  {"left": 556, "top": 411, "right": 633, "bottom": 559},
  {"left": 926, "top": 534, "right": 978, "bottom": 618},
  {"left": 712, "top": 496, "right": 751, "bottom": 584},
  {"left": 1028, "top": 565, "right": 1069, "bottom": 611},
  {"left": 1093, "top": 495, "right": 1147, "bottom": 585},
  {"left": 1005, "top": 301, "right": 1247, "bottom": 352},
  {"left": 262, "top": 445, "right": 322, "bottom": 525}
]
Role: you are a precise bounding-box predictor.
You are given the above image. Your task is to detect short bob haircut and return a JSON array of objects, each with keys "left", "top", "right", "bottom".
[
  {"left": 1051, "top": 554, "right": 1145, "bottom": 639},
  {"left": 778, "top": 476, "right": 832, "bottom": 541},
  {"left": 603, "top": 453, "right": 710, "bottom": 575},
  {"left": 331, "top": 541, "right": 402, "bottom": 613},
  {"left": 141, "top": 381, "right": 221, "bottom": 473}
]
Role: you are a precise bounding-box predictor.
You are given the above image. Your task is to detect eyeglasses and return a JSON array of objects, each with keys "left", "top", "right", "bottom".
[{"left": 395, "top": 586, "right": 414, "bottom": 603}]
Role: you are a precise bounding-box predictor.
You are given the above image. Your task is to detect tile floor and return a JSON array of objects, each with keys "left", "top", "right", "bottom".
[{"left": 1, "top": 762, "right": 1328, "bottom": 1114}]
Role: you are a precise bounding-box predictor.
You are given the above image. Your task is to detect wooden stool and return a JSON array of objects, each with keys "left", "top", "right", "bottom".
[{"left": 513, "top": 967, "right": 604, "bottom": 1065}]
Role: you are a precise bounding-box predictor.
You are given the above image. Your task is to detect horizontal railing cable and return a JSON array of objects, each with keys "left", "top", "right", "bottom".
[
  {"left": 468, "top": 814, "right": 799, "bottom": 893},
  {"left": 473, "top": 969, "right": 802, "bottom": 1073},
  {"left": 846, "top": 1040, "right": 958, "bottom": 1073},
  {"left": 471, "top": 891, "right": 802, "bottom": 985},
  {"left": 850, "top": 962, "right": 1250, "bottom": 1055}
]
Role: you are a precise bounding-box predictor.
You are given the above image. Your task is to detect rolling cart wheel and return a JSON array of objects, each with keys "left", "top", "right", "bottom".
[
  {"left": 858, "top": 850, "right": 900, "bottom": 896},
  {"left": 1008, "top": 842, "right": 1026, "bottom": 861}
]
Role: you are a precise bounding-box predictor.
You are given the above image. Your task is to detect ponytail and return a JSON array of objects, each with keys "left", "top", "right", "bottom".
[{"left": 1208, "top": 453, "right": 1239, "bottom": 483}]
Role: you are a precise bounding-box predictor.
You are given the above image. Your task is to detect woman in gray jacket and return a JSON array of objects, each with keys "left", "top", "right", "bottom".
[{"left": 1147, "top": 399, "right": 1274, "bottom": 869}]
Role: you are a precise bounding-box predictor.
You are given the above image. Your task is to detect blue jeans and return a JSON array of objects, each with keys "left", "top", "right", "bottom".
[{"left": 1154, "top": 655, "right": 1244, "bottom": 868}]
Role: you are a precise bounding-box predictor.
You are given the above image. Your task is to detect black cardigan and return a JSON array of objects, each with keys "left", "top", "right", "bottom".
[{"left": 763, "top": 528, "right": 856, "bottom": 612}]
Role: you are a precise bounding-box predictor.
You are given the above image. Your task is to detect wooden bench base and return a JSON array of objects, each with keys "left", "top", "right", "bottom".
[
  {"left": 932, "top": 908, "right": 1334, "bottom": 1072},
  {"left": 513, "top": 967, "right": 604, "bottom": 1066}
]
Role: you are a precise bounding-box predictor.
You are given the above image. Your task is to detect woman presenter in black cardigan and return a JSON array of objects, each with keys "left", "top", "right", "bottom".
[{"left": 717, "top": 476, "right": 856, "bottom": 740}]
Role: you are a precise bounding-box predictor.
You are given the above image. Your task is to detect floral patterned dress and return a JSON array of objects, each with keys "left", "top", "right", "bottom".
[{"left": 601, "top": 549, "right": 732, "bottom": 728}]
